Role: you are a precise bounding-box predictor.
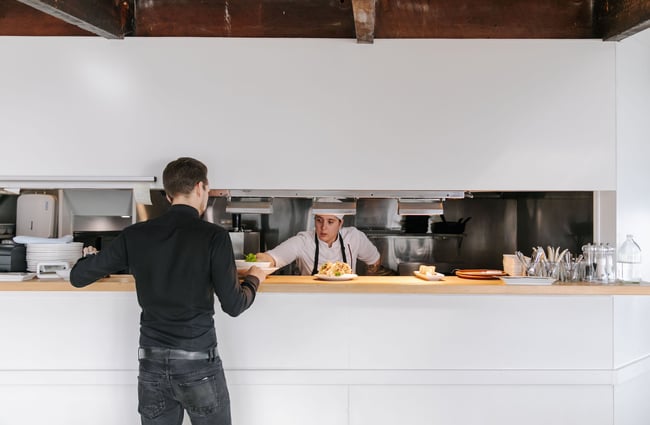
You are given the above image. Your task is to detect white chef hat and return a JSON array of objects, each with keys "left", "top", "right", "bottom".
[{"left": 313, "top": 197, "right": 345, "bottom": 221}]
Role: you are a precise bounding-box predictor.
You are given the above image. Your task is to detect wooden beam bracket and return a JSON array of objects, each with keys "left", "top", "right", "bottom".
[{"left": 351, "top": 0, "right": 377, "bottom": 43}]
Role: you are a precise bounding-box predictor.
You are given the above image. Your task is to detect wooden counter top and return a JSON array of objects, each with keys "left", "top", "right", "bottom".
[{"left": 2, "top": 274, "right": 650, "bottom": 295}]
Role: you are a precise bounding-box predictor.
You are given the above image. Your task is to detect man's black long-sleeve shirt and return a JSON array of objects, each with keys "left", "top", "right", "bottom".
[{"left": 70, "top": 204, "right": 259, "bottom": 351}]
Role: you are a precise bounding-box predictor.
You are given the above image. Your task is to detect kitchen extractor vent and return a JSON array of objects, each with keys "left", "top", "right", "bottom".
[{"left": 64, "top": 189, "right": 133, "bottom": 217}]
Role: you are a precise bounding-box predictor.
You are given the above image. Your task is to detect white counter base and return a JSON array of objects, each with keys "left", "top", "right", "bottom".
[{"left": 1, "top": 291, "right": 649, "bottom": 425}]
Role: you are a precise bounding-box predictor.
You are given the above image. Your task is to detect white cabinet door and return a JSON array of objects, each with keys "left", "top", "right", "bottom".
[{"left": 350, "top": 385, "right": 613, "bottom": 425}]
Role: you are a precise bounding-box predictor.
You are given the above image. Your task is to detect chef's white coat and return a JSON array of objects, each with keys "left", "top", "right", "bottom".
[{"left": 266, "top": 227, "right": 380, "bottom": 275}]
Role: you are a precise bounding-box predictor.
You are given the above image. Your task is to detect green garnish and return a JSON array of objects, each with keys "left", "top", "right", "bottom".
[{"left": 245, "top": 253, "right": 257, "bottom": 262}]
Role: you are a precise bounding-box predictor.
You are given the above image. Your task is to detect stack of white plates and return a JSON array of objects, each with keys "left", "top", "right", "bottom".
[{"left": 26, "top": 242, "right": 83, "bottom": 272}]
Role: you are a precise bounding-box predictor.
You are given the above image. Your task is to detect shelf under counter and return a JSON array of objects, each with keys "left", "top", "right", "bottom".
[{"left": 2, "top": 274, "right": 650, "bottom": 295}]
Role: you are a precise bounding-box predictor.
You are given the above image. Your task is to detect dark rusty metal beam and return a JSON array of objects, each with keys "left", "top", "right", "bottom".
[
  {"left": 135, "top": 0, "right": 355, "bottom": 38},
  {"left": 351, "top": 0, "right": 376, "bottom": 43},
  {"left": 0, "top": 0, "right": 599, "bottom": 39},
  {"left": 0, "top": 1, "right": 92, "bottom": 35},
  {"left": 13, "top": 0, "right": 132, "bottom": 39},
  {"left": 375, "top": 0, "right": 596, "bottom": 39},
  {"left": 596, "top": 0, "right": 650, "bottom": 41}
]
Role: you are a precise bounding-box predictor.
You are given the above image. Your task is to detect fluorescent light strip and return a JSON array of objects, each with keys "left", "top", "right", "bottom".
[
  {"left": 225, "top": 201, "right": 274, "bottom": 214},
  {"left": 397, "top": 201, "right": 444, "bottom": 216},
  {"left": 0, "top": 176, "right": 156, "bottom": 182},
  {"left": 312, "top": 201, "right": 357, "bottom": 216}
]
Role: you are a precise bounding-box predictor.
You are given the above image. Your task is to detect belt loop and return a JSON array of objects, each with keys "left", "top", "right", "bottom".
[{"left": 209, "top": 347, "right": 215, "bottom": 362}]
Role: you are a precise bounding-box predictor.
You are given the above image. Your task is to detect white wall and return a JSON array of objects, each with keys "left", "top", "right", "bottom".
[
  {"left": 0, "top": 37, "right": 615, "bottom": 191},
  {"left": 616, "top": 30, "right": 650, "bottom": 280}
]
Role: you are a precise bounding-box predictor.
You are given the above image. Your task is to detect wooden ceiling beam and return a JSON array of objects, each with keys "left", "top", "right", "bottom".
[
  {"left": 351, "top": 0, "right": 377, "bottom": 43},
  {"left": 134, "top": 0, "right": 355, "bottom": 37},
  {"left": 596, "top": 0, "right": 650, "bottom": 41},
  {"left": 0, "top": 2, "right": 92, "bottom": 36},
  {"left": 374, "top": 0, "right": 596, "bottom": 39},
  {"left": 0, "top": 0, "right": 599, "bottom": 39},
  {"left": 13, "top": 0, "right": 132, "bottom": 39}
]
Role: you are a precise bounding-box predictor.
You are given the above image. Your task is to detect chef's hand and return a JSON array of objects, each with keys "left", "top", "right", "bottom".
[
  {"left": 254, "top": 252, "right": 276, "bottom": 267},
  {"left": 365, "top": 261, "right": 396, "bottom": 276},
  {"left": 83, "top": 246, "right": 99, "bottom": 257}
]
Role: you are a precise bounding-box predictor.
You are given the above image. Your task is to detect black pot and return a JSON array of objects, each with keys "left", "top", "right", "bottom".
[{"left": 401, "top": 215, "right": 430, "bottom": 234}]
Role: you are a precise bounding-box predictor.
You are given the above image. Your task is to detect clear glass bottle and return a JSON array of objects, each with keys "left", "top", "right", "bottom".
[
  {"left": 582, "top": 243, "right": 595, "bottom": 282},
  {"left": 616, "top": 235, "right": 642, "bottom": 283}
]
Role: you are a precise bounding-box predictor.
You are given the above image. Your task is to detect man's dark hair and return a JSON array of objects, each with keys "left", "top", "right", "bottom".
[{"left": 162, "top": 157, "right": 208, "bottom": 199}]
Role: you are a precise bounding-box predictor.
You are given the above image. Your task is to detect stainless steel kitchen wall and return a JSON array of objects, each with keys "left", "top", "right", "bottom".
[
  {"left": 199, "top": 192, "right": 593, "bottom": 275},
  {"left": 434, "top": 192, "right": 593, "bottom": 273},
  {"left": 4, "top": 189, "right": 592, "bottom": 274}
]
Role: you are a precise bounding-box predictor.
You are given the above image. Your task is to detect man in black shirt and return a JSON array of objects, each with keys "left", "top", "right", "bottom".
[{"left": 71, "top": 157, "right": 266, "bottom": 425}]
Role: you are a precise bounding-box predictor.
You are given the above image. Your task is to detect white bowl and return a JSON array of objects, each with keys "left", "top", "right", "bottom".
[{"left": 235, "top": 260, "right": 271, "bottom": 269}]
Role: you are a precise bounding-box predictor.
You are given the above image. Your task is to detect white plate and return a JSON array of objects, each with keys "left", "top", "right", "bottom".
[
  {"left": 0, "top": 272, "right": 36, "bottom": 282},
  {"left": 499, "top": 276, "right": 556, "bottom": 285},
  {"left": 413, "top": 271, "right": 445, "bottom": 281},
  {"left": 235, "top": 260, "right": 271, "bottom": 269},
  {"left": 314, "top": 273, "right": 358, "bottom": 281},
  {"left": 260, "top": 267, "right": 279, "bottom": 274},
  {"left": 238, "top": 267, "right": 279, "bottom": 275},
  {"left": 26, "top": 243, "right": 83, "bottom": 251}
]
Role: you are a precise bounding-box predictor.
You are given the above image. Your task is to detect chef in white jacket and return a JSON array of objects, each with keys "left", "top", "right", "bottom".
[{"left": 255, "top": 200, "right": 381, "bottom": 276}]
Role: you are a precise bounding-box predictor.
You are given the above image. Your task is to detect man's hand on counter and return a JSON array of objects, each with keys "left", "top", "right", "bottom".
[
  {"left": 240, "top": 265, "right": 268, "bottom": 283},
  {"left": 82, "top": 246, "right": 99, "bottom": 257}
]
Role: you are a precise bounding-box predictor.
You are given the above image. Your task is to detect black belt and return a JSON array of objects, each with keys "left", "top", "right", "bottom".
[{"left": 138, "top": 346, "right": 218, "bottom": 361}]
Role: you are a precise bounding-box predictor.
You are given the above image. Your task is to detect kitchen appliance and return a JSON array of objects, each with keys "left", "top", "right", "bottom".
[
  {"left": 229, "top": 231, "right": 261, "bottom": 259},
  {"left": 36, "top": 261, "right": 69, "bottom": 279},
  {"left": 0, "top": 243, "right": 27, "bottom": 272},
  {"left": 16, "top": 194, "right": 57, "bottom": 238},
  {"left": 0, "top": 223, "right": 15, "bottom": 239}
]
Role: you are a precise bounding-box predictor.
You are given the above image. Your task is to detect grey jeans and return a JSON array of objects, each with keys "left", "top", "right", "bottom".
[{"left": 138, "top": 351, "right": 231, "bottom": 425}]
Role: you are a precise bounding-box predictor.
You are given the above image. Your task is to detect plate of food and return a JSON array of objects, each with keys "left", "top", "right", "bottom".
[
  {"left": 315, "top": 273, "right": 358, "bottom": 281},
  {"left": 236, "top": 260, "right": 271, "bottom": 269},
  {"left": 314, "top": 261, "right": 357, "bottom": 281},
  {"left": 455, "top": 269, "right": 507, "bottom": 280},
  {"left": 235, "top": 253, "right": 271, "bottom": 270},
  {"left": 413, "top": 265, "right": 444, "bottom": 281},
  {"left": 413, "top": 271, "right": 445, "bottom": 281}
]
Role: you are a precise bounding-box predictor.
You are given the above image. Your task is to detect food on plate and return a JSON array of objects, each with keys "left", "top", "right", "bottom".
[
  {"left": 245, "top": 253, "right": 257, "bottom": 262},
  {"left": 419, "top": 265, "right": 436, "bottom": 275},
  {"left": 318, "top": 261, "right": 352, "bottom": 277}
]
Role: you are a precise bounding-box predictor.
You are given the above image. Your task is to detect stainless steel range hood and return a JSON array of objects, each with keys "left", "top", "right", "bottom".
[{"left": 63, "top": 189, "right": 133, "bottom": 217}]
